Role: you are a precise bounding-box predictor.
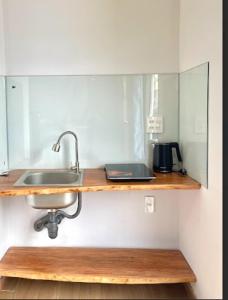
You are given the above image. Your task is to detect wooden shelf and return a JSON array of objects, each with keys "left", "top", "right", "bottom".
[
  {"left": 0, "top": 247, "right": 196, "bottom": 285},
  {"left": 0, "top": 168, "right": 200, "bottom": 197}
]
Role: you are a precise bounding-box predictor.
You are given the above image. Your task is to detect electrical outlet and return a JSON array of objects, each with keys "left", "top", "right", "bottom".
[
  {"left": 146, "top": 116, "right": 163, "bottom": 133},
  {"left": 145, "top": 196, "right": 155, "bottom": 213}
]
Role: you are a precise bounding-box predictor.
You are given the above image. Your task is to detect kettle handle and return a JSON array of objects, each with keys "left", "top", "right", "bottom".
[{"left": 170, "top": 142, "right": 182, "bottom": 162}]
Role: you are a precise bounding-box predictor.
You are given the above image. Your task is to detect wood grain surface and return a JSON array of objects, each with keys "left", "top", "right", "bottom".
[
  {"left": 0, "top": 169, "right": 201, "bottom": 197},
  {"left": 0, "top": 277, "right": 195, "bottom": 299},
  {"left": 0, "top": 247, "right": 196, "bottom": 285}
]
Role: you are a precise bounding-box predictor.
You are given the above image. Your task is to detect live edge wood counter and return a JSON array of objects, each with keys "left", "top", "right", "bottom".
[
  {"left": 0, "top": 247, "right": 196, "bottom": 284},
  {"left": 0, "top": 168, "right": 201, "bottom": 197}
]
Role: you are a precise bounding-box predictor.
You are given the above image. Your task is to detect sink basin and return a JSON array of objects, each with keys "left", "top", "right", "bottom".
[
  {"left": 14, "top": 169, "right": 83, "bottom": 186},
  {"left": 25, "top": 192, "right": 78, "bottom": 209},
  {"left": 14, "top": 169, "right": 83, "bottom": 209}
]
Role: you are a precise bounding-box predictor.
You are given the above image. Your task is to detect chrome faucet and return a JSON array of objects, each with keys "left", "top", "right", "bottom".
[{"left": 52, "top": 131, "right": 80, "bottom": 174}]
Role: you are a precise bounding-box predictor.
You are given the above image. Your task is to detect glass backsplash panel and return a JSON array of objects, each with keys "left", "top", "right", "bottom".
[
  {"left": 0, "top": 77, "right": 8, "bottom": 172},
  {"left": 179, "top": 63, "right": 209, "bottom": 187},
  {"left": 6, "top": 74, "right": 179, "bottom": 169}
]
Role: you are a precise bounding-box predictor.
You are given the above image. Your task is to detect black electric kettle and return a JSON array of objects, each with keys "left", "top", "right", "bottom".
[{"left": 153, "top": 142, "right": 183, "bottom": 173}]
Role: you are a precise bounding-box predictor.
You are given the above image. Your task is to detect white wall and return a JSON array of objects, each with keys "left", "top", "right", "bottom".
[
  {"left": 0, "top": 0, "right": 5, "bottom": 74},
  {"left": 5, "top": 191, "right": 179, "bottom": 249},
  {"left": 2, "top": 0, "right": 179, "bottom": 75},
  {"left": 179, "top": 0, "right": 222, "bottom": 299},
  {"left": 0, "top": 0, "right": 180, "bottom": 258},
  {"left": 0, "top": 198, "right": 9, "bottom": 258}
]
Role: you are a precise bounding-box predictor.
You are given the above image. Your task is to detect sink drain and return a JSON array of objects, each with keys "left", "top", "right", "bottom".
[{"left": 34, "top": 192, "right": 82, "bottom": 239}]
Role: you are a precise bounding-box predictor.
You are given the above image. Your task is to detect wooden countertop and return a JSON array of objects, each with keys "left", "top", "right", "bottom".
[
  {"left": 0, "top": 247, "right": 196, "bottom": 284},
  {"left": 0, "top": 169, "right": 201, "bottom": 197}
]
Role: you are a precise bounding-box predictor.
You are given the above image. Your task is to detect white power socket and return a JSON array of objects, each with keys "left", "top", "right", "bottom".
[
  {"left": 146, "top": 116, "right": 163, "bottom": 133},
  {"left": 144, "top": 196, "right": 155, "bottom": 213}
]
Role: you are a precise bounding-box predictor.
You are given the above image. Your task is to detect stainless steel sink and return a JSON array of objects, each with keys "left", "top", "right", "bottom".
[
  {"left": 14, "top": 170, "right": 83, "bottom": 209},
  {"left": 26, "top": 192, "right": 78, "bottom": 209},
  {"left": 14, "top": 169, "right": 83, "bottom": 186}
]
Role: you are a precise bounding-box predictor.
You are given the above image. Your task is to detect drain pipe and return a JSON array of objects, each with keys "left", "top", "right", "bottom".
[
  {"left": 46, "top": 210, "right": 59, "bottom": 239},
  {"left": 34, "top": 192, "right": 82, "bottom": 239}
]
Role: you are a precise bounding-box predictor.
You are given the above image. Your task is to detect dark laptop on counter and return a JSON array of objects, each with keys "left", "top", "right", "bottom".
[{"left": 105, "top": 163, "right": 156, "bottom": 181}]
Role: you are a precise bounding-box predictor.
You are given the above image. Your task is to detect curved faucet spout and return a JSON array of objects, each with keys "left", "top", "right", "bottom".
[{"left": 52, "top": 131, "right": 80, "bottom": 173}]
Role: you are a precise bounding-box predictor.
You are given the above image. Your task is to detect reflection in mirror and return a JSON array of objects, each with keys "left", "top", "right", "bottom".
[
  {"left": 6, "top": 74, "right": 178, "bottom": 169},
  {"left": 179, "top": 63, "right": 209, "bottom": 187},
  {"left": 0, "top": 76, "right": 8, "bottom": 172}
]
